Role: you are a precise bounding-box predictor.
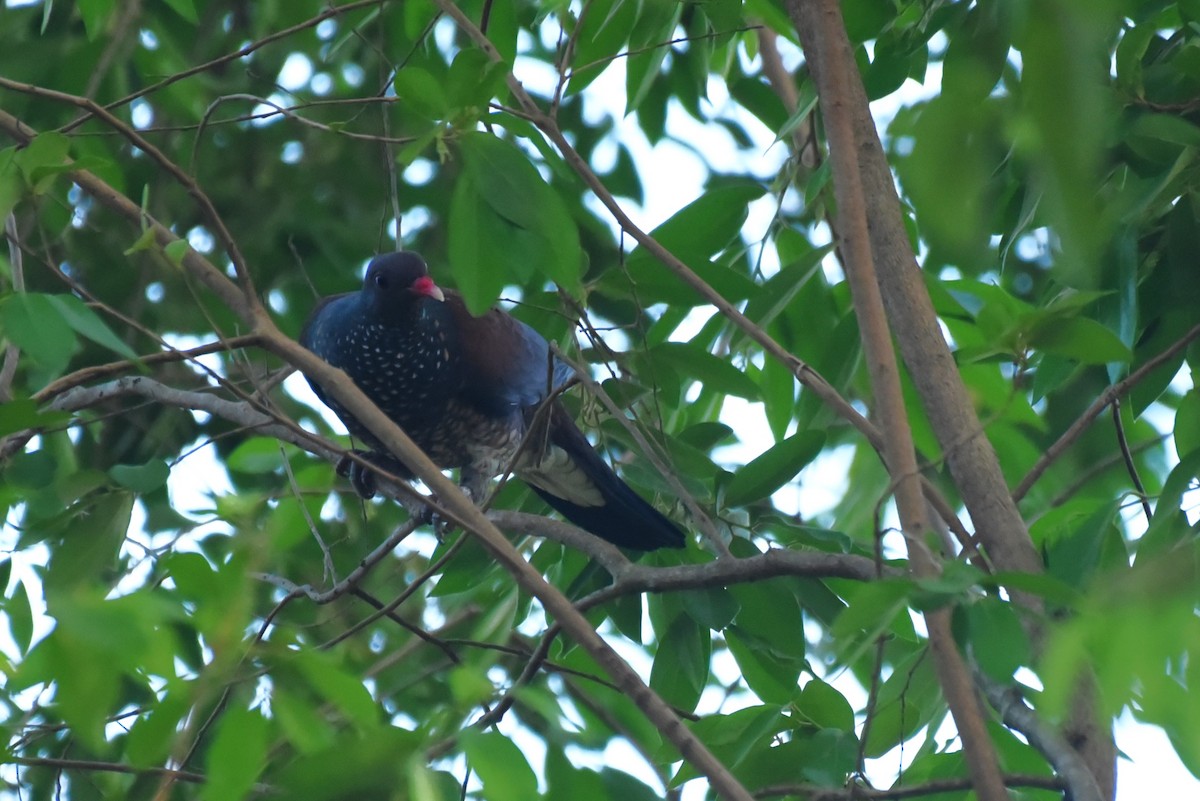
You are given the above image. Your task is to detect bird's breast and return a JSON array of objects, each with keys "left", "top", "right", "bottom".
[{"left": 317, "top": 321, "right": 457, "bottom": 431}]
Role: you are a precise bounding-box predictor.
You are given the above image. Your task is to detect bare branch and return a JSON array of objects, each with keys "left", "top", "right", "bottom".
[
  {"left": 754, "top": 774, "right": 1065, "bottom": 800},
  {"left": 783, "top": 3, "right": 1007, "bottom": 797},
  {"left": 251, "top": 521, "right": 421, "bottom": 606},
  {"left": 33, "top": 335, "right": 262, "bottom": 404},
  {"left": 489, "top": 510, "right": 887, "bottom": 588},
  {"left": 978, "top": 674, "right": 1105, "bottom": 801},
  {"left": 9, "top": 757, "right": 228, "bottom": 789}
]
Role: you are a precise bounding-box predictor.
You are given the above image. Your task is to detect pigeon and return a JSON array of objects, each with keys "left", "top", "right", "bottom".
[{"left": 300, "top": 251, "right": 685, "bottom": 550}]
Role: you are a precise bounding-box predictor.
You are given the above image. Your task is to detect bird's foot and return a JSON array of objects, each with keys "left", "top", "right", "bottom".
[
  {"left": 335, "top": 450, "right": 411, "bottom": 499},
  {"left": 393, "top": 496, "right": 456, "bottom": 540}
]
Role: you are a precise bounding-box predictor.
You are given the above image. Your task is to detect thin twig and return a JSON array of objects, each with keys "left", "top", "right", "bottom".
[
  {"left": 58, "top": 0, "right": 386, "bottom": 134},
  {"left": 1015, "top": 322, "right": 1200, "bottom": 502},
  {"left": 250, "top": 519, "right": 420, "bottom": 606},
  {"left": 550, "top": 343, "right": 727, "bottom": 556},
  {"left": 1111, "top": 399, "right": 1154, "bottom": 523},
  {"left": 8, "top": 757, "right": 232, "bottom": 788},
  {"left": 0, "top": 78, "right": 256, "bottom": 300},
  {"left": 1040, "top": 434, "right": 1167, "bottom": 517}
]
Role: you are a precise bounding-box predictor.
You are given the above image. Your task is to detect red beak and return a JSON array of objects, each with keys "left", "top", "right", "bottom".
[{"left": 410, "top": 275, "right": 445, "bottom": 302}]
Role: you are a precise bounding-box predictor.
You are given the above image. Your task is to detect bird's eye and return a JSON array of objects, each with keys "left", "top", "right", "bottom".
[{"left": 374, "top": 273, "right": 389, "bottom": 290}]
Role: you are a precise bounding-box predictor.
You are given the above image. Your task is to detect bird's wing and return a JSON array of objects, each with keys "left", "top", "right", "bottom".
[
  {"left": 299, "top": 292, "right": 356, "bottom": 352},
  {"left": 299, "top": 292, "right": 361, "bottom": 407},
  {"left": 448, "top": 294, "right": 575, "bottom": 417}
]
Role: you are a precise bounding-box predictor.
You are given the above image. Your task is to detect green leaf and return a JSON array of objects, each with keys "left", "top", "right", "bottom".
[
  {"left": 28, "top": 591, "right": 170, "bottom": 750},
  {"left": 624, "top": 2, "right": 680, "bottom": 112},
  {"left": 394, "top": 67, "right": 449, "bottom": 120},
  {"left": 75, "top": 0, "right": 113, "bottom": 39},
  {"left": 227, "top": 437, "right": 284, "bottom": 474},
  {"left": 0, "top": 399, "right": 71, "bottom": 437},
  {"left": 1137, "top": 448, "right": 1200, "bottom": 561},
  {"left": 863, "top": 648, "right": 944, "bottom": 757},
  {"left": 459, "top": 730, "right": 539, "bottom": 801},
  {"left": 16, "top": 132, "right": 71, "bottom": 191},
  {"left": 1175, "top": 388, "right": 1200, "bottom": 458},
  {"left": 272, "top": 688, "right": 336, "bottom": 755},
  {"left": 201, "top": 705, "right": 269, "bottom": 801},
  {"left": 568, "top": 0, "right": 638, "bottom": 94},
  {"left": 164, "top": 239, "right": 192, "bottom": 266},
  {"left": 0, "top": 148, "right": 20, "bottom": 220},
  {"left": 652, "top": 342, "right": 761, "bottom": 400},
  {"left": 409, "top": 763, "right": 464, "bottom": 801},
  {"left": 448, "top": 175, "right": 508, "bottom": 314},
  {"left": 0, "top": 293, "right": 77, "bottom": 376},
  {"left": 456, "top": 132, "right": 581, "bottom": 297},
  {"left": 1029, "top": 316, "right": 1132, "bottom": 364},
  {"left": 729, "top": 579, "right": 806, "bottom": 660},
  {"left": 680, "top": 586, "right": 739, "bottom": 630},
  {"left": 449, "top": 663, "right": 496, "bottom": 708},
  {"left": 831, "top": 580, "right": 917, "bottom": 667},
  {"left": 649, "top": 614, "right": 711, "bottom": 711},
  {"left": 770, "top": 82, "right": 819, "bottom": 147},
  {"left": 621, "top": 185, "right": 765, "bottom": 305},
  {"left": 127, "top": 690, "right": 192, "bottom": 766},
  {"left": 46, "top": 293, "right": 138, "bottom": 359},
  {"left": 725, "top": 430, "right": 825, "bottom": 507},
  {"left": 966, "top": 597, "right": 1031, "bottom": 681},
  {"left": 295, "top": 650, "right": 379, "bottom": 728},
  {"left": 546, "top": 748, "right": 609, "bottom": 800},
  {"left": 447, "top": 49, "right": 508, "bottom": 110},
  {"left": 162, "top": 0, "right": 198, "bottom": 23},
  {"left": 673, "top": 704, "right": 786, "bottom": 779},
  {"left": 273, "top": 728, "right": 417, "bottom": 800},
  {"left": 124, "top": 226, "right": 157, "bottom": 255},
  {"left": 45, "top": 491, "right": 133, "bottom": 592},
  {"left": 725, "top": 626, "right": 801, "bottom": 703},
  {"left": 109, "top": 460, "right": 170, "bottom": 493},
  {"left": 6, "top": 579, "right": 33, "bottom": 655},
  {"left": 796, "top": 678, "right": 856, "bottom": 732}
]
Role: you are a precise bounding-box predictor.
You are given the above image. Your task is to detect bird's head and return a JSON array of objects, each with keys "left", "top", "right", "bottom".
[{"left": 363, "top": 252, "right": 446, "bottom": 310}]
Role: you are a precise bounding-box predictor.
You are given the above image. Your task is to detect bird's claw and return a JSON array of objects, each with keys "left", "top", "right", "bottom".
[
  {"left": 335, "top": 451, "right": 475, "bottom": 540},
  {"left": 336, "top": 450, "right": 409, "bottom": 500}
]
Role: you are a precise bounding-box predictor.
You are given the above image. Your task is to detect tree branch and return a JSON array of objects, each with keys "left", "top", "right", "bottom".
[
  {"left": 783, "top": 0, "right": 1115, "bottom": 795},
  {"left": 33, "top": 335, "right": 262, "bottom": 404},
  {"left": 753, "top": 774, "right": 1065, "bottom": 800},
  {"left": 978, "top": 674, "right": 1104, "bottom": 801},
  {"left": 9, "top": 756, "right": 230, "bottom": 789},
  {"left": 784, "top": 3, "right": 1007, "bottom": 798},
  {"left": 489, "top": 510, "right": 888, "bottom": 587}
]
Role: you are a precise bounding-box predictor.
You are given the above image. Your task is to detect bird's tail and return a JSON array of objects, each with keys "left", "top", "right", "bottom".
[{"left": 520, "top": 406, "right": 686, "bottom": 551}]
